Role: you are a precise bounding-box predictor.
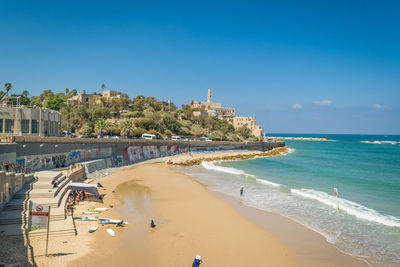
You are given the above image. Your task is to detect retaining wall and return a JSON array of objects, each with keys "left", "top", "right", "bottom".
[
  {"left": 0, "top": 171, "right": 34, "bottom": 211},
  {"left": 0, "top": 137, "right": 285, "bottom": 172}
]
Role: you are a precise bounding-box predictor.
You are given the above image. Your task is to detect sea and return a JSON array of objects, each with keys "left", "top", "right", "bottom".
[{"left": 175, "top": 134, "right": 400, "bottom": 267}]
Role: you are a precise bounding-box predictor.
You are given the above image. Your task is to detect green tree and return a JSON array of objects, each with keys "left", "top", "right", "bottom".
[
  {"left": 79, "top": 123, "right": 93, "bottom": 135},
  {"left": 162, "top": 113, "right": 181, "bottom": 134},
  {"left": 65, "top": 88, "right": 69, "bottom": 94},
  {"left": 63, "top": 103, "right": 73, "bottom": 132},
  {"left": 11, "top": 93, "right": 30, "bottom": 106},
  {"left": 46, "top": 94, "right": 65, "bottom": 111},
  {"left": 94, "top": 118, "right": 108, "bottom": 135},
  {"left": 236, "top": 124, "right": 252, "bottom": 139},
  {"left": 121, "top": 120, "right": 134, "bottom": 137},
  {"left": 4, "top": 83, "right": 12, "bottom": 96},
  {"left": 101, "top": 83, "right": 106, "bottom": 92}
]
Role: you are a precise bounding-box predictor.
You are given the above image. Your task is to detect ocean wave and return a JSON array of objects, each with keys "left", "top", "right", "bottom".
[
  {"left": 255, "top": 178, "right": 282, "bottom": 187},
  {"left": 201, "top": 161, "right": 255, "bottom": 177},
  {"left": 286, "top": 147, "right": 296, "bottom": 154},
  {"left": 361, "top": 140, "right": 400, "bottom": 145},
  {"left": 291, "top": 188, "right": 400, "bottom": 227}
]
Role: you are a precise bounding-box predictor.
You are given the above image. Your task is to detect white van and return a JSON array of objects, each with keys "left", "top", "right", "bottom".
[
  {"left": 171, "top": 136, "right": 181, "bottom": 141},
  {"left": 141, "top": 133, "right": 157, "bottom": 140}
]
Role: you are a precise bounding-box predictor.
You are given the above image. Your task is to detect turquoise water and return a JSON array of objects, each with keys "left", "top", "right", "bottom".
[{"left": 177, "top": 134, "right": 400, "bottom": 266}]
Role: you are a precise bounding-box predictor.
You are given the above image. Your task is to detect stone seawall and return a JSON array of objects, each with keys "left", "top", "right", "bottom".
[
  {"left": 0, "top": 137, "right": 285, "bottom": 172},
  {"left": 0, "top": 171, "right": 34, "bottom": 211},
  {"left": 167, "top": 146, "right": 288, "bottom": 166}
]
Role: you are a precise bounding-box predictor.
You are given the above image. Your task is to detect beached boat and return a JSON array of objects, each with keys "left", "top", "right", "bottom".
[{"left": 89, "top": 225, "right": 99, "bottom": 233}]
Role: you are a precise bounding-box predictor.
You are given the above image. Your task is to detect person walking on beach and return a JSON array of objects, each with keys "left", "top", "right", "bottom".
[
  {"left": 240, "top": 187, "right": 244, "bottom": 196},
  {"left": 192, "top": 255, "right": 203, "bottom": 267}
]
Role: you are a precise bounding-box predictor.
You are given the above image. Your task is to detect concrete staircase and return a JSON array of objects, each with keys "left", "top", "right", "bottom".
[{"left": 0, "top": 171, "right": 76, "bottom": 238}]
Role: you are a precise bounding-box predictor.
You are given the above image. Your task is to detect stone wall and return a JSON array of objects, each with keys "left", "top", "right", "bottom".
[{"left": 0, "top": 171, "right": 34, "bottom": 211}]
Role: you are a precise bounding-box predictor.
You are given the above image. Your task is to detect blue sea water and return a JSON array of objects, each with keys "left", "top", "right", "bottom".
[{"left": 176, "top": 134, "right": 400, "bottom": 267}]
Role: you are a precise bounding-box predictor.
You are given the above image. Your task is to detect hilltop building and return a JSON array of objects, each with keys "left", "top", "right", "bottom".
[
  {"left": 102, "top": 90, "right": 122, "bottom": 99},
  {"left": 230, "top": 116, "right": 264, "bottom": 140},
  {"left": 191, "top": 88, "right": 265, "bottom": 140},
  {"left": 191, "top": 88, "right": 236, "bottom": 118},
  {"left": 0, "top": 97, "right": 60, "bottom": 137},
  {"left": 67, "top": 92, "right": 98, "bottom": 107}
]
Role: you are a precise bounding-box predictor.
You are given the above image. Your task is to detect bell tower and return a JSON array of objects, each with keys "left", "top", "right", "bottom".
[{"left": 207, "top": 88, "right": 212, "bottom": 104}]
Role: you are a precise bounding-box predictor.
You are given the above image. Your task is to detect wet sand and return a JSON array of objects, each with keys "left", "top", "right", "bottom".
[{"left": 68, "top": 163, "right": 367, "bottom": 267}]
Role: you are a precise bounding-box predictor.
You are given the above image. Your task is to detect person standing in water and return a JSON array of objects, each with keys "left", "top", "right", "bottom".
[{"left": 240, "top": 187, "right": 244, "bottom": 196}]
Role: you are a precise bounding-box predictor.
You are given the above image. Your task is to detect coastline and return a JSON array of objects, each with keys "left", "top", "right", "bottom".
[{"left": 65, "top": 161, "right": 367, "bottom": 266}]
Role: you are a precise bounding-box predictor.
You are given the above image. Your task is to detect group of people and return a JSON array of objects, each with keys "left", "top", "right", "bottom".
[
  {"left": 66, "top": 190, "right": 88, "bottom": 215},
  {"left": 1, "top": 161, "right": 34, "bottom": 174}
]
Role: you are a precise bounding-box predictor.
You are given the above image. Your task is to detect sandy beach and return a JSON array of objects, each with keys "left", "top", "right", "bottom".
[{"left": 25, "top": 161, "right": 367, "bottom": 267}]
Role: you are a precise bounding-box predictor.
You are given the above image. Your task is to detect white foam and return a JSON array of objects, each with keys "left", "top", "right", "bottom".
[
  {"left": 291, "top": 188, "right": 400, "bottom": 227},
  {"left": 256, "top": 178, "right": 282, "bottom": 187},
  {"left": 201, "top": 161, "right": 255, "bottom": 177},
  {"left": 286, "top": 147, "right": 296, "bottom": 154},
  {"left": 361, "top": 140, "right": 400, "bottom": 145}
]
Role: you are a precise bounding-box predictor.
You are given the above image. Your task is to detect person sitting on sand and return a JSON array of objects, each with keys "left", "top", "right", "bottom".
[
  {"left": 150, "top": 219, "right": 156, "bottom": 228},
  {"left": 192, "top": 255, "right": 202, "bottom": 267}
]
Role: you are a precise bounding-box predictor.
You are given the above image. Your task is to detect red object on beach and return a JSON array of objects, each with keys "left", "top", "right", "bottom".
[{"left": 334, "top": 188, "right": 338, "bottom": 197}]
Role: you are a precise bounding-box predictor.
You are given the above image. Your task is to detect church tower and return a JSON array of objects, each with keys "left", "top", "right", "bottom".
[{"left": 207, "top": 88, "right": 212, "bottom": 104}]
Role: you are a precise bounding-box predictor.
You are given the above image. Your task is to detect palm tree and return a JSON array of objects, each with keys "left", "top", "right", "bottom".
[
  {"left": 64, "top": 103, "right": 73, "bottom": 132},
  {"left": 121, "top": 120, "right": 134, "bottom": 137},
  {"left": 4, "top": 83, "right": 12, "bottom": 96},
  {"left": 22, "top": 90, "right": 29, "bottom": 97},
  {"left": 101, "top": 83, "right": 106, "bottom": 92},
  {"left": 94, "top": 118, "right": 108, "bottom": 135},
  {"left": 65, "top": 88, "right": 69, "bottom": 94}
]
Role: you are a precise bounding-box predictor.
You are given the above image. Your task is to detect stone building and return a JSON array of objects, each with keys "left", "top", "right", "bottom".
[
  {"left": 102, "top": 90, "right": 122, "bottom": 99},
  {"left": 231, "top": 116, "right": 264, "bottom": 140},
  {"left": 0, "top": 106, "right": 61, "bottom": 137},
  {"left": 191, "top": 88, "right": 236, "bottom": 118},
  {"left": 67, "top": 92, "right": 98, "bottom": 107}
]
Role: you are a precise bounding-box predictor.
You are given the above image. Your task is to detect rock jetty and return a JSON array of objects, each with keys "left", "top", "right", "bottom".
[{"left": 166, "top": 146, "right": 288, "bottom": 166}]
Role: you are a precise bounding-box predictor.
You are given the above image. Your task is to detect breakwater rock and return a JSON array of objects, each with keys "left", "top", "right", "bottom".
[{"left": 166, "top": 146, "right": 288, "bottom": 166}]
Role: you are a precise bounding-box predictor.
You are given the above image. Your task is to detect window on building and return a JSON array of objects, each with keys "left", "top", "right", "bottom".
[
  {"left": 0, "top": 119, "right": 3, "bottom": 133},
  {"left": 5, "top": 119, "right": 14, "bottom": 133},
  {"left": 21, "top": 120, "right": 29, "bottom": 133},
  {"left": 31, "top": 120, "right": 38, "bottom": 133}
]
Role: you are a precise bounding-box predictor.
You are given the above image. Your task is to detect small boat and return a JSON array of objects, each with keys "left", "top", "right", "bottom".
[
  {"left": 82, "top": 211, "right": 99, "bottom": 215},
  {"left": 89, "top": 225, "right": 99, "bottom": 233},
  {"left": 89, "top": 207, "right": 108, "bottom": 212},
  {"left": 99, "top": 219, "right": 128, "bottom": 225},
  {"left": 106, "top": 228, "right": 115, "bottom": 237},
  {"left": 77, "top": 217, "right": 99, "bottom": 221}
]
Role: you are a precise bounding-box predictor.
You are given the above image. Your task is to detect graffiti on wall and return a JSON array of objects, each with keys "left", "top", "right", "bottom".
[
  {"left": 126, "top": 145, "right": 186, "bottom": 163},
  {"left": 15, "top": 147, "right": 112, "bottom": 171}
]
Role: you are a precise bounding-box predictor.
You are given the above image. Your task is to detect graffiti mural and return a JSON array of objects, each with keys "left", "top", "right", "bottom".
[
  {"left": 126, "top": 145, "right": 187, "bottom": 163},
  {"left": 15, "top": 147, "right": 112, "bottom": 171}
]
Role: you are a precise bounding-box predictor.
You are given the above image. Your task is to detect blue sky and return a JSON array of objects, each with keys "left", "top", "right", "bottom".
[{"left": 1, "top": 0, "right": 399, "bottom": 134}]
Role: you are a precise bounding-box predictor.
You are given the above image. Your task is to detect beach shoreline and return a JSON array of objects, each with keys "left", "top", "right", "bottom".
[{"left": 26, "top": 149, "right": 368, "bottom": 267}]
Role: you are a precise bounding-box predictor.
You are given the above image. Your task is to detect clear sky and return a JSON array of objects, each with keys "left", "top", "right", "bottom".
[{"left": 1, "top": 0, "right": 399, "bottom": 134}]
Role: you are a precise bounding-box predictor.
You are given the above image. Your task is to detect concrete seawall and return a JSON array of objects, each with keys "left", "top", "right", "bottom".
[{"left": 0, "top": 137, "right": 285, "bottom": 172}]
